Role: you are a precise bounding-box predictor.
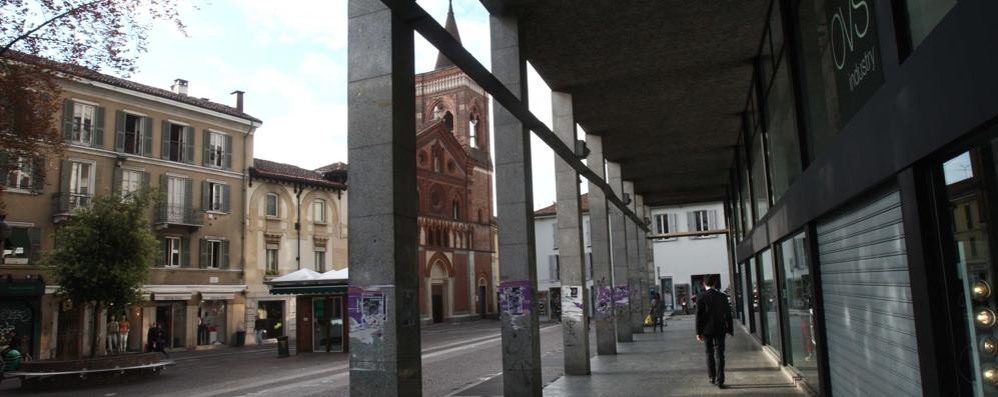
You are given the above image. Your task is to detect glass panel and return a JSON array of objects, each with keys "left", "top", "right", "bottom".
[
  {"left": 780, "top": 232, "right": 820, "bottom": 389},
  {"left": 198, "top": 300, "right": 227, "bottom": 345},
  {"left": 313, "top": 298, "right": 328, "bottom": 352},
  {"left": 766, "top": 57, "right": 803, "bottom": 202},
  {"left": 796, "top": 0, "right": 842, "bottom": 161},
  {"left": 752, "top": 132, "right": 770, "bottom": 220},
  {"left": 742, "top": 166, "right": 753, "bottom": 231},
  {"left": 330, "top": 297, "right": 344, "bottom": 352},
  {"left": 751, "top": 257, "right": 762, "bottom": 336},
  {"left": 943, "top": 148, "right": 996, "bottom": 397},
  {"left": 760, "top": 249, "right": 779, "bottom": 351},
  {"left": 172, "top": 302, "right": 186, "bottom": 348},
  {"left": 906, "top": 0, "right": 957, "bottom": 49}
]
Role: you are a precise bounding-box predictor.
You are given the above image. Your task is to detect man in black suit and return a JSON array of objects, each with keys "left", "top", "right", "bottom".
[{"left": 696, "top": 275, "right": 734, "bottom": 389}]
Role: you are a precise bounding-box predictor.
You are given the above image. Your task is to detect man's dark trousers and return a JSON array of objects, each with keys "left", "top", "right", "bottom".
[{"left": 704, "top": 334, "right": 726, "bottom": 384}]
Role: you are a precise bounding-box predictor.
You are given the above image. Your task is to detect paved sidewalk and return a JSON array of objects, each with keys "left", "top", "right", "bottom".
[{"left": 543, "top": 315, "right": 803, "bottom": 396}]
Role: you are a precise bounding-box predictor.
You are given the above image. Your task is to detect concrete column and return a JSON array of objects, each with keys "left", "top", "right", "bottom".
[
  {"left": 623, "top": 181, "right": 643, "bottom": 334},
  {"left": 552, "top": 91, "right": 590, "bottom": 375},
  {"left": 347, "top": 1, "right": 421, "bottom": 395},
  {"left": 634, "top": 195, "right": 649, "bottom": 328},
  {"left": 643, "top": 204, "right": 656, "bottom": 295},
  {"left": 606, "top": 161, "right": 632, "bottom": 343},
  {"left": 491, "top": 13, "right": 543, "bottom": 396},
  {"left": 586, "top": 135, "right": 616, "bottom": 355}
]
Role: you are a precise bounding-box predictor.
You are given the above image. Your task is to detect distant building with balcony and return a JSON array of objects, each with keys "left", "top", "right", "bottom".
[
  {"left": 0, "top": 55, "right": 260, "bottom": 359},
  {"left": 244, "top": 159, "right": 348, "bottom": 347},
  {"left": 533, "top": 194, "right": 592, "bottom": 321}
]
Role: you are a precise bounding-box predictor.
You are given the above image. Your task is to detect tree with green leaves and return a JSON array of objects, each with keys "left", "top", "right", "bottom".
[{"left": 46, "top": 189, "right": 158, "bottom": 358}]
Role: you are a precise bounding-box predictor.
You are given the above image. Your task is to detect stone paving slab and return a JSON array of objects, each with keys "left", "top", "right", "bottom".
[{"left": 543, "top": 315, "right": 803, "bottom": 396}]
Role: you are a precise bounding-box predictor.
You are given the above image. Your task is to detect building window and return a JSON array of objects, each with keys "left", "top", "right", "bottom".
[
  {"left": 4, "top": 156, "right": 33, "bottom": 190},
  {"left": 120, "top": 169, "right": 143, "bottom": 196},
  {"left": 314, "top": 250, "right": 326, "bottom": 273},
  {"left": 453, "top": 200, "right": 460, "bottom": 220},
  {"left": 903, "top": 0, "right": 957, "bottom": 52},
  {"left": 205, "top": 182, "right": 228, "bottom": 212},
  {"left": 584, "top": 218, "right": 591, "bottom": 247},
  {"left": 123, "top": 113, "right": 143, "bottom": 154},
  {"left": 72, "top": 103, "right": 96, "bottom": 145},
  {"left": 314, "top": 199, "right": 326, "bottom": 223},
  {"left": 68, "top": 160, "right": 94, "bottom": 210},
  {"left": 549, "top": 254, "right": 560, "bottom": 281},
  {"left": 552, "top": 223, "right": 558, "bottom": 249},
  {"left": 206, "top": 240, "right": 222, "bottom": 269},
  {"left": 469, "top": 115, "right": 479, "bottom": 148},
  {"left": 266, "top": 248, "right": 279, "bottom": 275},
  {"left": 209, "top": 132, "right": 225, "bottom": 168},
  {"left": 163, "top": 122, "right": 193, "bottom": 163},
  {"left": 688, "top": 210, "right": 718, "bottom": 237},
  {"left": 265, "top": 193, "right": 279, "bottom": 217},
  {"left": 2, "top": 226, "right": 41, "bottom": 263},
  {"left": 164, "top": 237, "right": 183, "bottom": 267},
  {"left": 165, "top": 175, "right": 189, "bottom": 223}
]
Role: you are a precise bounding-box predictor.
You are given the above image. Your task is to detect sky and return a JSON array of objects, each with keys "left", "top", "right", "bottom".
[{"left": 125, "top": 0, "right": 563, "bottom": 210}]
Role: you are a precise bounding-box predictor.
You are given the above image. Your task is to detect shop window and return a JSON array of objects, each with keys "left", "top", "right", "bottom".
[
  {"left": 901, "top": 0, "right": 957, "bottom": 53},
  {"left": 751, "top": 132, "right": 770, "bottom": 221},
  {"left": 2, "top": 226, "right": 41, "bottom": 264},
  {"left": 778, "top": 232, "right": 820, "bottom": 389},
  {"left": 765, "top": 57, "right": 803, "bottom": 202},
  {"left": 197, "top": 300, "right": 227, "bottom": 346}
]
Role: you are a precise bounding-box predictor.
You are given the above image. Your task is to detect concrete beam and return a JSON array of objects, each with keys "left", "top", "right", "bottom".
[
  {"left": 606, "top": 161, "right": 632, "bottom": 343},
  {"left": 491, "top": 13, "right": 543, "bottom": 396},
  {"left": 552, "top": 91, "right": 590, "bottom": 375},
  {"left": 347, "top": 0, "right": 421, "bottom": 395},
  {"left": 586, "top": 134, "right": 616, "bottom": 355}
]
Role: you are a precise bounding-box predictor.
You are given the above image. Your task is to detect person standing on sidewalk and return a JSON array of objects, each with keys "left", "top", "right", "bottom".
[
  {"left": 118, "top": 317, "right": 130, "bottom": 352},
  {"left": 106, "top": 316, "right": 119, "bottom": 354},
  {"left": 696, "top": 275, "right": 733, "bottom": 389},
  {"left": 255, "top": 317, "right": 266, "bottom": 346},
  {"left": 650, "top": 292, "right": 666, "bottom": 331}
]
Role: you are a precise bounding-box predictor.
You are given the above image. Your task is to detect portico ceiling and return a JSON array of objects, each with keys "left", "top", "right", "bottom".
[{"left": 485, "top": 0, "right": 771, "bottom": 206}]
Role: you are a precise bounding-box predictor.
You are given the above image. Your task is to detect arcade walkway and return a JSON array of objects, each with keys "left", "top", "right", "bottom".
[{"left": 543, "top": 315, "right": 804, "bottom": 397}]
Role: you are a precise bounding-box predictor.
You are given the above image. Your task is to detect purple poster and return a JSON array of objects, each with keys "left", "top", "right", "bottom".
[
  {"left": 348, "top": 287, "right": 386, "bottom": 344},
  {"left": 613, "top": 285, "right": 629, "bottom": 308},
  {"left": 499, "top": 280, "right": 531, "bottom": 315},
  {"left": 596, "top": 286, "right": 614, "bottom": 314}
]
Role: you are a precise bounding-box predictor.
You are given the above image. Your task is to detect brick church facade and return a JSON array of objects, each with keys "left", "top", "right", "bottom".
[{"left": 414, "top": 3, "right": 496, "bottom": 323}]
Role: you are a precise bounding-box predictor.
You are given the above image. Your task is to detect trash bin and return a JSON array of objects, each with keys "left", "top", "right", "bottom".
[
  {"left": 276, "top": 336, "right": 290, "bottom": 358},
  {"left": 234, "top": 331, "right": 246, "bottom": 347}
]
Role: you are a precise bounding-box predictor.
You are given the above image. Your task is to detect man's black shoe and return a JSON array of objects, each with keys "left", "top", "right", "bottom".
[
  {"left": 709, "top": 377, "right": 716, "bottom": 384},
  {"left": 717, "top": 383, "right": 726, "bottom": 389}
]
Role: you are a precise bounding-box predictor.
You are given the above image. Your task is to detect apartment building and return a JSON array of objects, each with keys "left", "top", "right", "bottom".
[{"left": 1, "top": 58, "right": 260, "bottom": 358}]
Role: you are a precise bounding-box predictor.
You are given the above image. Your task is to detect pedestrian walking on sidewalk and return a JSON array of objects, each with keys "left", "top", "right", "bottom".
[
  {"left": 696, "top": 275, "right": 733, "bottom": 389},
  {"left": 650, "top": 292, "right": 666, "bottom": 331}
]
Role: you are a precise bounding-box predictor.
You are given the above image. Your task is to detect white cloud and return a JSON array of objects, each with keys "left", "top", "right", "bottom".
[{"left": 237, "top": 0, "right": 348, "bottom": 50}]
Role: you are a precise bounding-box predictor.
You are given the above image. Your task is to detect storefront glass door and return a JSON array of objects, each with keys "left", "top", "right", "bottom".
[{"left": 312, "top": 297, "right": 344, "bottom": 353}]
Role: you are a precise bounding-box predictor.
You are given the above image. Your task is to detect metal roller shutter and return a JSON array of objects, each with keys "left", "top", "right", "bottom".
[{"left": 817, "top": 190, "right": 921, "bottom": 397}]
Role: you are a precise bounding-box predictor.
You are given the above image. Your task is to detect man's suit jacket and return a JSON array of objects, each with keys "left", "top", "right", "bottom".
[{"left": 696, "top": 288, "right": 734, "bottom": 337}]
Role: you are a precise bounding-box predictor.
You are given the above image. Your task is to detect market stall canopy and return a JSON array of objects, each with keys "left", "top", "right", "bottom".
[{"left": 265, "top": 268, "right": 349, "bottom": 296}]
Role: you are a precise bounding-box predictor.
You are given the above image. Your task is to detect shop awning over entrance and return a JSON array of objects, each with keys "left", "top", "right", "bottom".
[{"left": 266, "top": 268, "right": 349, "bottom": 296}]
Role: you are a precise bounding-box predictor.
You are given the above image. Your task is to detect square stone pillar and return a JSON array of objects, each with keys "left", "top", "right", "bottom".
[
  {"left": 586, "top": 135, "right": 616, "bottom": 355},
  {"left": 606, "top": 161, "right": 632, "bottom": 342},
  {"left": 491, "top": 13, "right": 543, "bottom": 396},
  {"left": 634, "top": 195, "right": 649, "bottom": 327},
  {"left": 551, "top": 91, "right": 590, "bottom": 375},
  {"left": 623, "top": 181, "right": 643, "bottom": 334},
  {"left": 347, "top": 1, "right": 422, "bottom": 394},
  {"left": 643, "top": 204, "right": 656, "bottom": 296}
]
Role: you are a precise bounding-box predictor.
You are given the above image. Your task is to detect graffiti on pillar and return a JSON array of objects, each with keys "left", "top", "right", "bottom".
[
  {"left": 499, "top": 280, "right": 531, "bottom": 330},
  {"left": 613, "top": 285, "right": 629, "bottom": 308},
  {"left": 630, "top": 279, "right": 643, "bottom": 315},
  {"left": 595, "top": 278, "right": 614, "bottom": 316},
  {"left": 562, "top": 285, "right": 584, "bottom": 343},
  {"left": 348, "top": 286, "right": 387, "bottom": 344}
]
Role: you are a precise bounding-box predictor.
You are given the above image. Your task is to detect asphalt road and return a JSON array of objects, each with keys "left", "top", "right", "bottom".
[{"left": 1, "top": 319, "right": 571, "bottom": 396}]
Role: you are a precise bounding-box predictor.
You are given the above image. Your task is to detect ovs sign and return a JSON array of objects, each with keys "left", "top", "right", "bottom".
[{"left": 825, "top": 0, "right": 883, "bottom": 123}]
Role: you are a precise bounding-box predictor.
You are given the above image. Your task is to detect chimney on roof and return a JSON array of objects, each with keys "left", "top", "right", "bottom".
[
  {"left": 171, "top": 79, "right": 188, "bottom": 95},
  {"left": 231, "top": 90, "right": 245, "bottom": 112}
]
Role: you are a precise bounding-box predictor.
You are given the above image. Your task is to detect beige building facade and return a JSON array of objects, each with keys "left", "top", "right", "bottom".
[{"left": 1, "top": 61, "right": 260, "bottom": 358}]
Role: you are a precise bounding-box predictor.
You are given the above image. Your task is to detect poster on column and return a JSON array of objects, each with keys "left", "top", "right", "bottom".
[
  {"left": 596, "top": 285, "right": 614, "bottom": 315},
  {"left": 499, "top": 280, "right": 531, "bottom": 317},
  {"left": 561, "top": 285, "right": 584, "bottom": 318},
  {"left": 613, "top": 285, "right": 629, "bottom": 308},
  {"left": 348, "top": 287, "right": 387, "bottom": 344}
]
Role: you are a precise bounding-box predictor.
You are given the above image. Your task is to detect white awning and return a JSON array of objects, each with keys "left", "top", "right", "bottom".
[
  {"left": 155, "top": 293, "right": 193, "bottom": 301},
  {"left": 201, "top": 293, "right": 236, "bottom": 300},
  {"left": 270, "top": 268, "right": 323, "bottom": 283},
  {"left": 318, "top": 268, "right": 349, "bottom": 281}
]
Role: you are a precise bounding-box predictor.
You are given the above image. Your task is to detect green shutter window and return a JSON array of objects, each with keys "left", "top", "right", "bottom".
[
  {"left": 28, "top": 227, "right": 42, "bottom": 262},
  {"left": 0, "top": 152, "right": 9, "bottom": 187},
  {"left": 142, "top": 117, "right": 153, "bottom": 157},
  {"left": 202, "top": 130, "right": 211, "bottom": 166},
  {"left": 183, "top": 126, "right": 195, "bottom": 164},
  {"left": 184, "top": 178, "right": 193, "bottom": 212},
  {"left": 222, "top": 184, "right": 231, "bottom": 213},
  {"left": 62, "top": 99, "right": 74, "bottom": 141},
  {"left": 161, "top": 120, "right": 171, "bottom": 160},
  {"left": 223, "top": 135, "right": 233, "bottom": 170},
  {"left": 201, "top": 181, "right": 210, "bottom": 210},
  {"left": 156, "top": 238, "right": 165, "bottom": 267},
  {"left": 92, "top": 106, "right": 105, "bottom": 148},
  {"left": 112, "top": 167, "right": 123, "bottom": 195},
  {"left": 159, "top": 174, "right": 168, "bottom": 220},
  {"left": 199, "top": 238, "right": 208, "bottom": 269},
  {"left": 141, "top": 171, "right": 150, "bottom": 189},
  {"left": 30, "top": 156, "right": 45, "bottom": 193},
  {"left": 181, "top": 237, "right": 191, "bottom": 268},
  {"left": 60, "top": 160, "right": 72, "bottom": 193},
  {"left": 221, "top": 240, "right": 230, "bottom": 269},
  {"left": 114, "top": 111, "right": 126, "bottom": 152}
]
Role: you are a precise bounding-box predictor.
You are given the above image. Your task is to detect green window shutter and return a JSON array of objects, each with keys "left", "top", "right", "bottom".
[
  {"left": 28, "top": 227, "right": 42, "bottom": 262},
  {"left": 93, "top": 106, "right": 105, "bottom": 148},
  {"left": 0, "top": 152, "right": 9, "bottom": 186},
  {"left": 221, "top": 240, "right": 230, "bottom": 269},
  {"left": 222, "top": 184, "right": 231, "bottom": 213},
  {"left": 112, "top": 167, "right": 123, "bottom": 196},
  {"left": 62, "top": 99, "right": 74, "bottom": 141},
  {"left": 184, "top": 178, "right": 193, "bottom": 212},
  {"left": 181, "top": 237, "right": 191, "bottom": 267},
  {"left": 199, "top": 238, "right": 208, "bottom": 269},
  {"left": 202, "top": 130, "right": 211, "bottom": 166},
  {"left": 159, "top": 174, "right": 168, "bottom": 219},
  {"left": 183, "top": 127, "right": 195, "bottom": 164},
  {"left": 223, "top": 135, "right": 233, "bottom": 170},
  {"left": 30, "top": 156, "right": 45, "bottom": 193},
  {"left": 156, "top": 238, "right": 165, "bottom": 267},
  {"left": 161, "top": 120, "right": 171, "bottom": 160},
  {"left": 141, "top": 171, "right": 151, "bottom": 189},
  {"left": 114, "top": 111, "right": 126, "bottom": 152},
  {"left": 142, "top": 117, "right": 153, "bottom": 156},
  {"left": 201, "top": 181, "right": 210, "bottom": 210},
  {"left": 60, "top": 160, "right": 72, "bottom": 193}
]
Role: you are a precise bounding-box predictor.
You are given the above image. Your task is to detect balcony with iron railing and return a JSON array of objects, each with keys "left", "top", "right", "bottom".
[
  {"left": 51, "top": 192, "right": 92, "bottom": 223},
  {"left": 154, "top": 203, "right": 204, "bottom": 230}
]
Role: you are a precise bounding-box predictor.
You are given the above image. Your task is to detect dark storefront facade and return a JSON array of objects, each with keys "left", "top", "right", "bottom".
[
  {"left": 266, "top": 269, "right": 349, "bottom": 353},
  {"left": 726, "top": 0, "right": 998, "bottom": 395}
]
